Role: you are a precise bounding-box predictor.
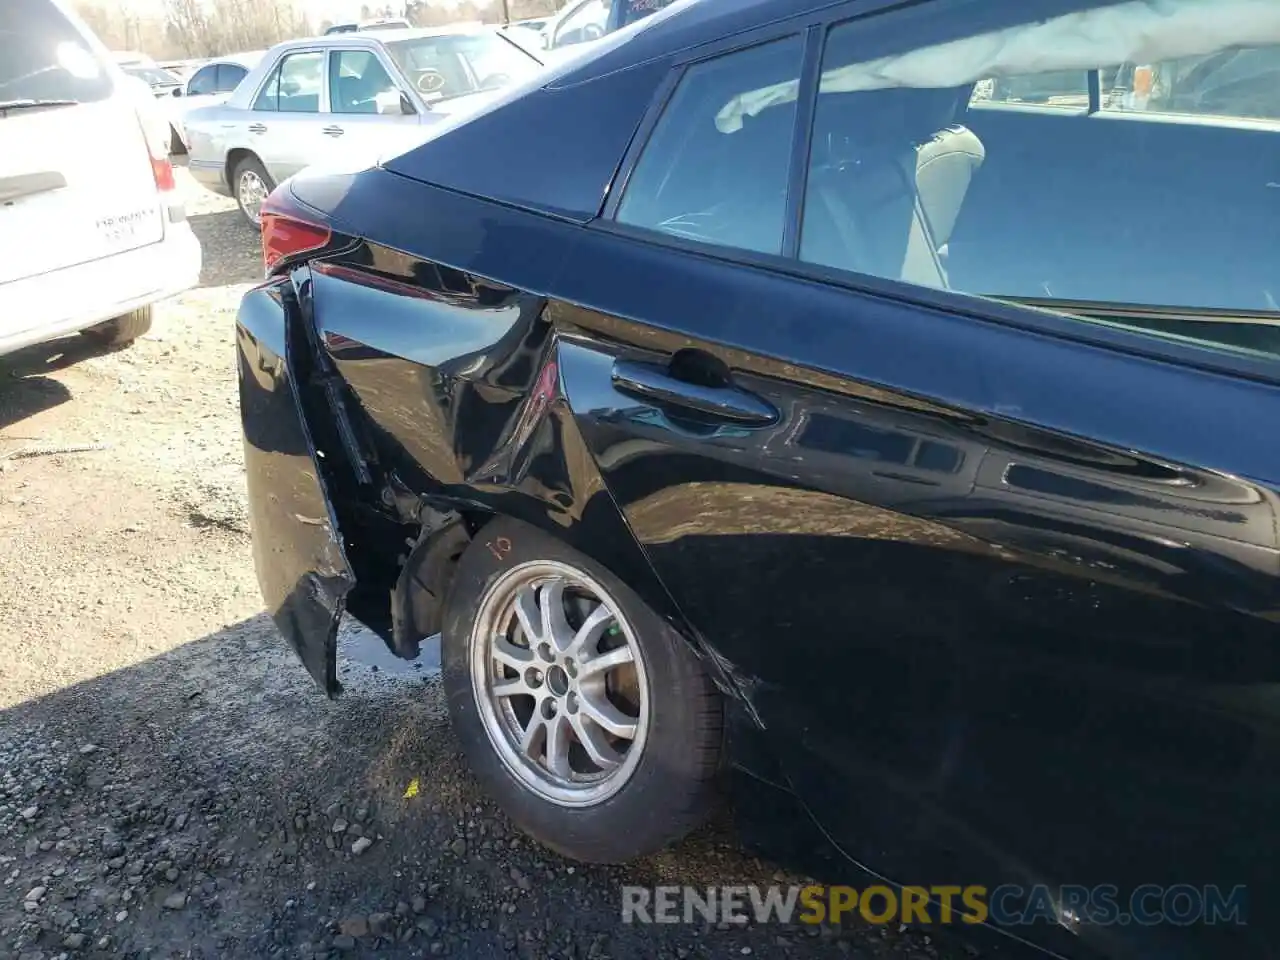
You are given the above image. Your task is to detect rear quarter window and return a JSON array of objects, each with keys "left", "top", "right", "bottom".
[{"left": 0, "top": 0, "right": 113, "bottom": 104}]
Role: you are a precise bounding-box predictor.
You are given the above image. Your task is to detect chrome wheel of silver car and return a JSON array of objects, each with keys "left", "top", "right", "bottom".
[
  {"left": 237, "top": 168, "right": 269, "bottom": 225},
  {"left": 469, "top": 560, "right": 650, "bottom": 808}
]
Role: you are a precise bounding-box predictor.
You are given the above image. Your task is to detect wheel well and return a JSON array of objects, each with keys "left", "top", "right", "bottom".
[
  {"left": 225, "top": 148, "right": 258, "bottom": 191},
  {"left": 383, "top": 507, "right": 493, "bottom": 659}
]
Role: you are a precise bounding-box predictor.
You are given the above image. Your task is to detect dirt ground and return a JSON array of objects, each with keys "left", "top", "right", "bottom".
[{"left": 0, "top": 168, "right": 975, "bottom": 960}]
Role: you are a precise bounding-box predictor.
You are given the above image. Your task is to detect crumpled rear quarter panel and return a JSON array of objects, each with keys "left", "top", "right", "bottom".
[{"left": 237, "top": 278, "right": 354, "bottom": 697}]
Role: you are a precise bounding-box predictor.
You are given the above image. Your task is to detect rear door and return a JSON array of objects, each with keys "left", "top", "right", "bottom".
[
  {"left": 245, "top": 49, "right": 329, "bottom": 184},
  {"left": 555, "top": 3, "right": 1280, "bottom": 958},
  {"left": 0, "top": 0, "right": 163, "bottom": 318}
]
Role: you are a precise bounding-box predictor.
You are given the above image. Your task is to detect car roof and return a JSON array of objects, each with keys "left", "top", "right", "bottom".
[{"left": 278, "top": 24, "right": 500, "bottom": 51}]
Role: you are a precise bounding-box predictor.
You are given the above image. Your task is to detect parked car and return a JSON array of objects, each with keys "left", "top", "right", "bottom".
[
  {"left": 0, "top": 0, "right": 201, "bottom": 358},
  {"left": 237, "top": 0, "right": 1280, "bottom": 957},
  {"left": 324, "top": 18, "right": 412, "bottom": 35},
  {"left": 157, "top": 58, "right": 205, "bottom": 82},
  {"left": 184, "top": 27, "right": 545, "bottom": 225},
  {"left": 167, "top": 51, "right": 265, "bottom": 154},
  {"left": 116, "top": 60, "right": 184, "bottom": 98}
]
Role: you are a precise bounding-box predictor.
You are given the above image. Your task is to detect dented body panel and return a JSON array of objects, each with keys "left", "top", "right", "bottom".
[
  {"left": 233, "top": 2, "right": 1280, "bottom": 955},
  {"left": 237, "top": 279, "right": 354, "bottom": 696}
]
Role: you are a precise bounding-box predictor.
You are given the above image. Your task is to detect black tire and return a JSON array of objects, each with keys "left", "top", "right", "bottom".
[
  {"left": 231, "top": 155, "right": 275, "bottom": 227},
  {"left": 441, "top": 516, "right": 722, "bottom": 863},
  {"left": 81, "top": 306, "right": 152, "bottom": 347}
]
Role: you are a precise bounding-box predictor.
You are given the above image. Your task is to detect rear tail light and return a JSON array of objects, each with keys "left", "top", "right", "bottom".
[
  {"left": 260, "top": 189, "right": 332, "bottom": 274},
  {"left": 135, "top": 107, "right": 183, "bottom": 221}
]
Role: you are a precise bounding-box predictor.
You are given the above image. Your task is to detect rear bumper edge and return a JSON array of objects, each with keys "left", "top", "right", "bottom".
[{"left": 237, "top": 278, "right": 354, "bottom": 697}]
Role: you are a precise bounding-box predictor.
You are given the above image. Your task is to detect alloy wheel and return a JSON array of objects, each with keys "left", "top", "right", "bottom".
[
  {"left": 469, "top": 560, "right": 650, "bottom": 807},
  {"left": 237, "top": 169, "right": 268, "bottom": 225}
]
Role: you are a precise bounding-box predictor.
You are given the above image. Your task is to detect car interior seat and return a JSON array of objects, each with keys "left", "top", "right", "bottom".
[{"left": 801, "top": 86, "right": 984, "bottom": 289}]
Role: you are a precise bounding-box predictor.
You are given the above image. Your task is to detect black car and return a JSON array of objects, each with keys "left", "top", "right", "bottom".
[{"left": 236, "top": 0, "right": 1280, "bottom": 957}]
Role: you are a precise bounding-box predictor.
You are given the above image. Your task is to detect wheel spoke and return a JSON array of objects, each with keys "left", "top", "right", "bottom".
[
  {"left": 513, "top": 585, "right": 542, "bottom": 644},
  {"left": 538, "top": 581, "right": 575, "bottom": 653},
  {"left": 493, "top": 674, "right": 533, "bottom": 699},
  {"left": 579, "top": 688, "right": 638, "bottom": 741},
  {"left": 492, "top": 636, "right": 534, "bottom": 671},
  {"left": 519, "top": 714, "right": 545, "bottom": 759},
  {"left": 577, "top": 643, "right": 633, "bottom": 680},
  {"left": 544, "top": 712, "right": 572, "bottom": 779},
  {"left": 570, "top": 711, "right": 621, "bottom": 771},
  {"left": 565, "top": 602, "right": 614, "bottom": 658}
]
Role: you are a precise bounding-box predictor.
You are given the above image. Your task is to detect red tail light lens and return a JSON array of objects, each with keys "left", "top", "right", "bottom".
[
  {"left": 260, "top": 191, "right": 331, "bottom": 273},
  {"left": 151, "top": 154, "right": 176, "bottom": 193},
  {"left": 135, "top": 109, "right": 177, "bottom": 197}
]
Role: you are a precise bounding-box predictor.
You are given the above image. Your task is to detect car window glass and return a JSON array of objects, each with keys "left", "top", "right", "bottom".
[
  {"left": 615, "top": 36, "right": 805, "bottom": 258},
  {"left": 1099, "top": 46, "right": 1280, "bottom": 122},
  {"left": 616, "top": 0, "right": 672, "bottom": 29},
  {"left": 252, "top": 61, "right": 282, "bottom": 111},
  {"left": 795, "top": 0, "right": 1280, "bottom": 359},
  {"left": 0, "top": 0, "right": 113, "bottom": 104},
  {"left": 329, "top": 49, "right": 397, "bottom": 114},
  {"left": 276, "top": 51, "right": 323, "bottom": 113},
  {"left": 216, "top": 63, "right": 247, "bottom": 93},
  {"left": 969, "top": 71, "right": 1089, "bottom": 110},
  {"left": 187, "top": 65, "right": 217, "bottom": 96},
  {"left": 555, "top": 0, "right": 610, "bottom": 47},
  {"left": 385, "top": 33, "right": 540, "bottom": 101}
]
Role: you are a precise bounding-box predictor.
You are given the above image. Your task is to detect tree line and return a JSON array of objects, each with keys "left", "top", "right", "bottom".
[{"left": 73, "top": 0, "right": 562, "bottom": 60}]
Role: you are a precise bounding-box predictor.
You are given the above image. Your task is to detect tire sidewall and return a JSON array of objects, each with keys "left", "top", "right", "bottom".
[{"left": 441, "top": 517, "right": 711, "bottom": 863}]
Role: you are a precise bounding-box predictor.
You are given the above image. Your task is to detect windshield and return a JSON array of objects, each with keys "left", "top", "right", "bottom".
[
  {"left": 0, "top": 0, "right": 113, "bottom": 105},
  {"left": 122, "top": 64, "right": 180, "bottom": 86},
  {"left": 616, "top": 0, "right": 673, "bottom": 28},
  {"left": 385, "top": 32, "right": 541, "bottom": 101}
]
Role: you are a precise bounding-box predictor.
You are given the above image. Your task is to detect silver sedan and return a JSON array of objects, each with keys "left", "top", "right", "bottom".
[{"left": 184, "top": 26, "right": 545, "bottom": 225}]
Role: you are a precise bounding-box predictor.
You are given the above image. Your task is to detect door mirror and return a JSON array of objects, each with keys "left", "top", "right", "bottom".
[{"left": 172, "top": 87, "right": 183, "bottom": 97}]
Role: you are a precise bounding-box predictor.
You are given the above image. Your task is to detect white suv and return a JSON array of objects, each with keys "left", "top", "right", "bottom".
[{"left": 0, "top": 0, "right": 202, "bottom": 357}]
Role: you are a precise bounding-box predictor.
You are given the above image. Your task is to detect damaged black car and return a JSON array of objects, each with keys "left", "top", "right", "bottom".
[{"left": 237, "top": 0, "right": 1280, "bottom": 957}]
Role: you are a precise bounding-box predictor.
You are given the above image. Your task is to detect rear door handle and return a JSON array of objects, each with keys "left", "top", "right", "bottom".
[
  {"left": 611, "top": 359, "right": 778, "bottom": 426},
  {"left": 247, "top": 122, "right": 267, "bottom": 134},
  {"left": 322, "top": 125, "right": 344, "bottom": 137}
]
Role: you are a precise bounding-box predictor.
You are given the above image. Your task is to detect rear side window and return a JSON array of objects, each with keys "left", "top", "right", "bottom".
[
  {"left": 215, "top": 63, "right": 248, "bottom": 93},
  {"left": 254, "top": 51, "right": 323, "bottom": 113},
  {"left": 610, "top": 0, "right": 1277, "bottom": 359},
  {"left": 792, "top": 2, "right": 1280, "bottom": 355},
  {"left": 187, "top": 64, "right": 216, "bottom": 96},
  {"left": 616, "top": 36, "right": 804, "bottom": 257},
  {"left": 0, "top": 0, "right": 113, "bottom": 104}
]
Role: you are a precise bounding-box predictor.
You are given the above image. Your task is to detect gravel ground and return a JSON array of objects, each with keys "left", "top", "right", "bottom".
[{"left": 0, "top": 167, "right": 976, "bottom": 960}]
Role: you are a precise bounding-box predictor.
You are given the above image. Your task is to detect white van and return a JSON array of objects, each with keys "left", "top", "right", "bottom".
[{"left": 0, "top": 0, "right": 202, "bottom": 357}]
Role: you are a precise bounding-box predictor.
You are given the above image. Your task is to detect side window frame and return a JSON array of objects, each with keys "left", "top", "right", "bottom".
[
  {"left": 600, "top": 19, "right": 824, "bottom": 261},
  {"left": 216, "top": 63, "right": 248, "bottom": 94},
  {"left": 251, "top": 57, "right": 284, "bottom": 112},
  {"left": 187, "top": 64, "right": 217, "bottom": 96},
  {"left": 262, "top": 49, "right": 326, "bottom": 114},
  {"left": 594, "top": 0, "right": 1280, "bottom": 388}
]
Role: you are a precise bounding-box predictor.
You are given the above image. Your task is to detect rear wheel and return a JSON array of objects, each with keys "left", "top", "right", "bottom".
[
  {"left": 441, "top": 517, "right": 723, "bottom": 863},
  {"left": 81, "top": 306, "right": 152, "bottom": 347},
  {"left": 232, "top": 155, "right": 274, "bottom": 227}
]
